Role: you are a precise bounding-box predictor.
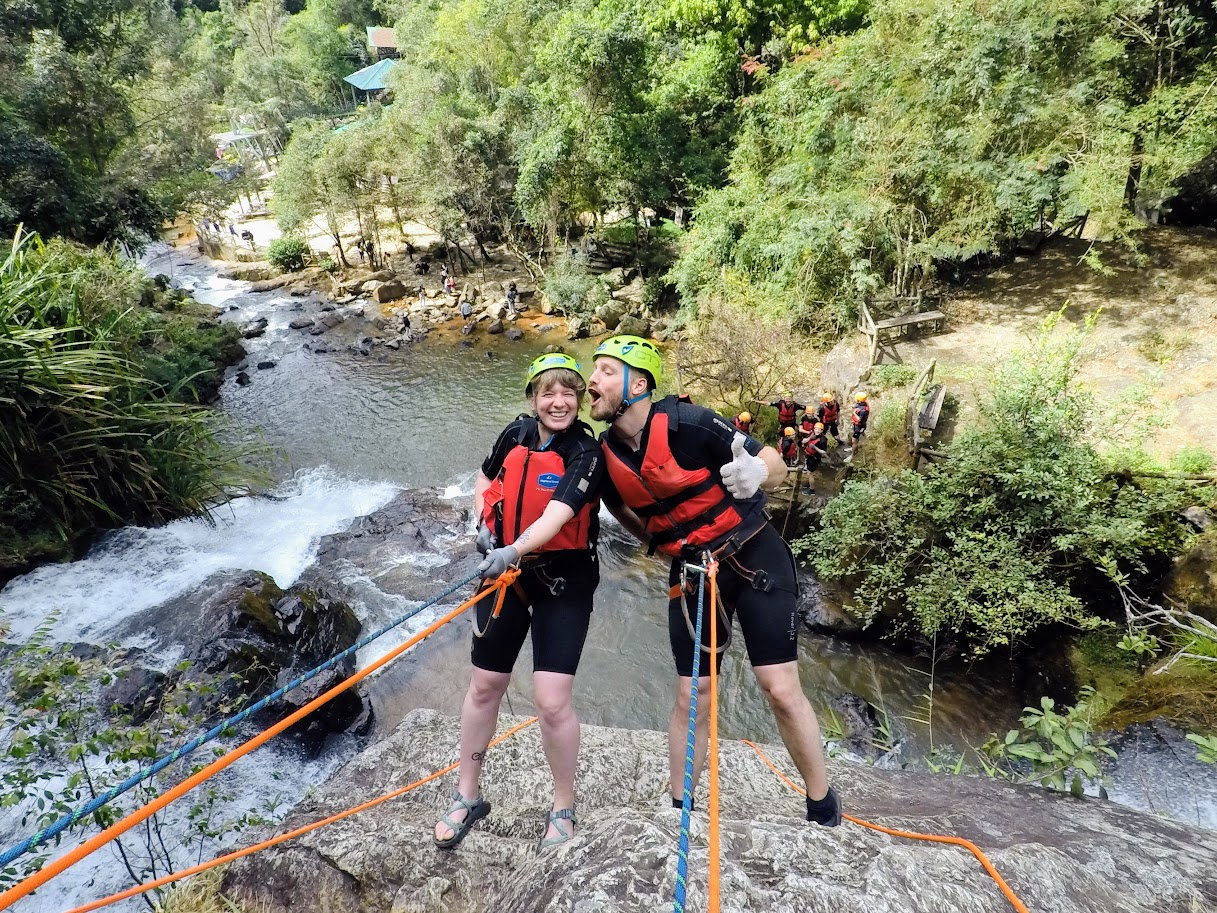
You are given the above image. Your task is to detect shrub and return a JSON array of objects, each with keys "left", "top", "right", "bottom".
[
  {"left": 797, "top": 316, "right": 1202, "bottom": 653},
  {"left": 542, "top": 254, "right": 602, "bottom": 316},
  {"left": 869, "top": 363, "right": 918, "bottom": 391},
  {"left": 266, "top": 237, "right": 310, "bottom": 272}
]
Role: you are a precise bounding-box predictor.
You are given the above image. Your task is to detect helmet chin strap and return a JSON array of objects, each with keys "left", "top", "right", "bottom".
[{"left": 613, "top": 369, "right": 651, "bottom": 420}]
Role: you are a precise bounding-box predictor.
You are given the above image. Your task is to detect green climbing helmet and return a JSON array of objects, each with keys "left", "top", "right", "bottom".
[
  {"left": 593, "top": 335, "right": 664, "bottom": 388},
  {"left": 525, "top": 352, "right": 582, "bottom": 393}
]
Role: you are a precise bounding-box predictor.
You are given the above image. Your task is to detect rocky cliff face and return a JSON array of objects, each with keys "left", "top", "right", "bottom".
[{"left": 224, "top": 709, "right": 1217, "bottom": 913}]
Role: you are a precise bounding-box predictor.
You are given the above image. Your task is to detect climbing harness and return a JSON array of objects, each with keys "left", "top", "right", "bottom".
[
  {"left": 0, "top": 568, "right": 521, "bottom": 912},
  {"left": 0, "top": 568, "right": 486, "bottom": 871},
  {"left": 59, "top": 717, "right": 540, "bottom": 913}
]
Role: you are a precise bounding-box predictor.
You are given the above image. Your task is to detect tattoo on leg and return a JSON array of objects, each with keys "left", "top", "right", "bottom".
[{"left": 471, "top": 750, "right": 485, "bottom": 762}]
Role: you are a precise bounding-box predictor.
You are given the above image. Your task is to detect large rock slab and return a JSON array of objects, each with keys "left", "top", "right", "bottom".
[{"left": 224, "top": 709, "right": 1217, "bottom": 913}]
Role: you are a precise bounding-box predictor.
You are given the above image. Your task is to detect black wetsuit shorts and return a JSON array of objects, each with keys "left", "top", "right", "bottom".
[
  {"left": 471, "top": 551, "right": 598, "bottom": 676},
  {"left": 667, "top": 523, "right": 800, "bottom": 677}
]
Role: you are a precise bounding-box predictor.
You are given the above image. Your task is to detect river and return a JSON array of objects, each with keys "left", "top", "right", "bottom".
[{"left": 1, "top": 244, "right": 1212, "bottom": 911}]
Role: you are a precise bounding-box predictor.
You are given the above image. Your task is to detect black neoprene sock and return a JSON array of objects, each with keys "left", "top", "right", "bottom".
[
  {"left": 672, "top": 796, "right": 696, "bottom": 811},
  {"left": 806, "top": 786, "right": 841, "bottom": 827}
]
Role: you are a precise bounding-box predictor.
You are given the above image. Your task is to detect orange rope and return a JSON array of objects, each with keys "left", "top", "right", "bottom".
[
  {"left": 61, "top": 716, "right": 539, "bottom": 913},
  {"left": 741, "top": 740, "right": 1031, "bottom": 913},
  {"left": 706, "top": 561, "right": 720, "bottom": 913},
  {"left": 0, "top": 570, "right": 519, "bottom": 911}
]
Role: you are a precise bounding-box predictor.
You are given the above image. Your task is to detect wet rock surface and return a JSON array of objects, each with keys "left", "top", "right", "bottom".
[
  {"left": 118, "top": 569, "right": 368, "bottom": 753},
  {"left": 224, "top": 708, "right": 1217, "bottom": 913}
]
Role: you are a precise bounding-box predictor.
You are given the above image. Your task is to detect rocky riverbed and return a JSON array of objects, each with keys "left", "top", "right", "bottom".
[{"left": 221, "top": 708, "right": 1217, "bottom": 913}]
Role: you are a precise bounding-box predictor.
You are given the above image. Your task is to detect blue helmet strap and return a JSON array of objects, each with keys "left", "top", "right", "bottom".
[{"left": 617, "top": 365, "right": 652, "bottom": 417}]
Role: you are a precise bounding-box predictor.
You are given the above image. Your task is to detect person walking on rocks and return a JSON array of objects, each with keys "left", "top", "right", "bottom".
[
  {"left": 587, "top": 335, "right": 840, "bottom": 827},
  {"left": 850, "top": 392, "right": 870, "bottom": 450},
  {"left": 434, "top": 353, "right": 605, "bottom": 852}
]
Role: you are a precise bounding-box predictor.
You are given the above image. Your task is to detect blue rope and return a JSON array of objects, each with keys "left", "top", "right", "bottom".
[
  {"left": 673, "top": 565, "right": 707, "bottom": 913},
  {"left": 0, "top": 569, "right": 482, "bottom": 869}
]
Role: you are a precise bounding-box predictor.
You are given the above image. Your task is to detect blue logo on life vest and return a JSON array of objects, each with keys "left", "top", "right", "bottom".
[{"left": 536, "top": 473, "right": 561, "bottom": 490}]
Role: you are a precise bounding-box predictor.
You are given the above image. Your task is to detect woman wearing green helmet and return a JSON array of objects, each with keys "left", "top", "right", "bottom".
[{"left": 434, "top": 352, "right": 605, "bottom": 853}]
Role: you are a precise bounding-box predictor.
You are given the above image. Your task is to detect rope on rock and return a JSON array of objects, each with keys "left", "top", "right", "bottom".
[
  {"left": 0, "top": 569, "right": 520, "bottom": 912},
  {"left": 0, "top": 569, "right": 484, "bottom": 870},
  {"left": 742, "top": 739, "right": 1032, "bottom": 913},
  {"left": 672, "top": 560, "right": 707, "bottom": 913},
  {"left": 60, "top": 716, "right": 540, "bottom": 913}
]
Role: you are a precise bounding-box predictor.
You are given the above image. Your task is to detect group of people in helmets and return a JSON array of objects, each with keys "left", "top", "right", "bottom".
[
  {"left": 433, "top": 335, "right": 840, "bottom": 854},
  {"left": 734, "top": 390, "right": 870, "bottom": 477}
]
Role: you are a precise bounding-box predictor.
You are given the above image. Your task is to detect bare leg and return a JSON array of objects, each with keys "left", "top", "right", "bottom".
[
  {"left": 752, "top": 661, "right": 830, "bottom": 800},
  {"left": 668, "top": 675, "right": 711, "bottom": 804},
  {"left": 534, "top": 670, "right": 579, "bottom": 839},
  {"left": 434, "top": 667, "right": 510, "bottom": 842}
]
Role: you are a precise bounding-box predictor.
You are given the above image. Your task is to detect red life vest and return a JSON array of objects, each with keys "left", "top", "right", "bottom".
[
  {"left": 780, "top": 436, "right": 799, "bottom": 461},
  {"left": 799, "top": 415, "right": 815, "bottom": 435},
  {"left": 777, "top": 400, "right": 798, "bottom": 425},
  {"left": 481, "top": 437, "right": 595, "bottom": 553},
  {"left": 804, "top": 432, "right": 827, "bottom": 456},
  {"left": 852, "top": 402, "right": 870, "bottom": 426},
  {"left": 819, "top": 400, "right": 839, "bottom": 424},
  {"left": 733, "top": 417, "right": 752, "bottom": 434},
  {"left": 601, "top": 399, "right": 747, "bottom": 557}
]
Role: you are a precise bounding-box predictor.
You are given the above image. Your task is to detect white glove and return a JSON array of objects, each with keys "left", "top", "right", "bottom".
[{"left": 720, "top": 433, "right": 768, "bottom": 500}]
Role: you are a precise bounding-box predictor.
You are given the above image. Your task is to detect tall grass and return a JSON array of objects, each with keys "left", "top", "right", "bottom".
[{"left": 1, "top": 229, "right": 258, "bottom": 568}]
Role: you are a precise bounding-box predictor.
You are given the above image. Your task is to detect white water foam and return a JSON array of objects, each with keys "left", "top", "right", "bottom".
[{"left": 0, "top": 468, "right": 398, "bottom": 645}]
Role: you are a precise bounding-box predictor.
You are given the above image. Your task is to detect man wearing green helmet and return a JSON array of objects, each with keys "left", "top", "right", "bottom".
[
  {"left": 434, "top": 352, "right": 605, "bottom": 852},
  {"left": 588, "top": 335, "right": 840, "bottom": 826}
]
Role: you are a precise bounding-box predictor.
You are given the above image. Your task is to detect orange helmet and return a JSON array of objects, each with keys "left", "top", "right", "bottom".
[
  {"left": 783, "top": 427, "right": 796, "bottom": 437},
  {"left": 738, "top": 411, "right": 752, "bottom": 424}
]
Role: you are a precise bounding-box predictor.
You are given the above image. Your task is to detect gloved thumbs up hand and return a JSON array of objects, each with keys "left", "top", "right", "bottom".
[{"left": 719, "top": 432, "right": 768, "bottom": 499}]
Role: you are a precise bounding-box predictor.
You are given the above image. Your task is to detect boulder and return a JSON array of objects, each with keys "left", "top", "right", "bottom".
[
  {"left": 616, "top": 314, "right": 650, "bottom": 337},
  {"left": 235, "top": 370, "right": 251, "bottom": 386},
  {"left": 139, "top": 571, "right": 367, "bottom": 755},
  {"left": 505, "top": 328, "right": 524, "bottom": 341},
  {"left": 249, "top": 277, "right": 291, "bottom": 293},
  {"left": 488, "top": 320, "right": 505, "bottom": 335},
  {"left": 373, "top": 279, "right": 408, "bottom": 303},
  {"left": 240, "top": 318, "right": 268, "bottom": 339},
  {"left": 385, "top": 338, "right": 401, "bottom": 350},
  {"left": 485, "top": 303, "right": 509, "bottom": 322},
  {"left": 320, "top": 312, "right": 343, "bottom": 329},
  {"left": 367, "top": 269, "right": 396, "bottom": 283},
  {"left": 221, "top": 263, "right": 275, "bottom": 283},
  {"left": 594, "top": 299, "right": 628, "bottom": 331},
  {"left": 256, "top": 360, "right": 276, "bottom": 370},
  {"left": 289, "top": 317, "right": 315, "bottom": 330},
  {"left": 1162, "top": 526, "right": 1217, "bottom": 624},
  {"left": 224, "top": 708, "right": 1217, "bottom": 913},
  {"left": 540, "top": 298, "right": 556, "bottom": 315},
  {"left": 566, "top": 315, "right": 590, "bottom": 340},
  {"left": 613, "top": 276, "right": 646, "bottom": 304}
]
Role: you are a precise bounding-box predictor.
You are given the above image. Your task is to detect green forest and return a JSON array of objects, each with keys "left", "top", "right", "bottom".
[
  {"left": 2, "top": 0, "right": 1216, "bottom": 708},
  {"left": 3, "top": 0, "right": 1216, "bottom": 312}
]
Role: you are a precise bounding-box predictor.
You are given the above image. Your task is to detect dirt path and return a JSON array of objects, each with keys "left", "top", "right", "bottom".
[{"left": 884, "top": 226, "right": 1217, "bottom": 455}]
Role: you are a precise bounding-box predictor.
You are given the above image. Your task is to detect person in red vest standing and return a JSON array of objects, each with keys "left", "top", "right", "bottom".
[
  {"left": 850, "top": 391, "right": 870, "bottom": 451},
  {"left": 761, "top": 390, "right": 805, "bottom": 436},
  {"left": 732, "top": 410, "right": 753, "bottom": 434},
  {"left": 434, "top": 353, "right": 603, "bottom": 852},
  {"left": 815, "top": 392, "right": 842, "bottom": 443},
  {"left": 588, "top": 335, "right": 840, "bottom": 827},
  {"left": 779, "top": 426, "right": 800, "bottom": 466}
]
